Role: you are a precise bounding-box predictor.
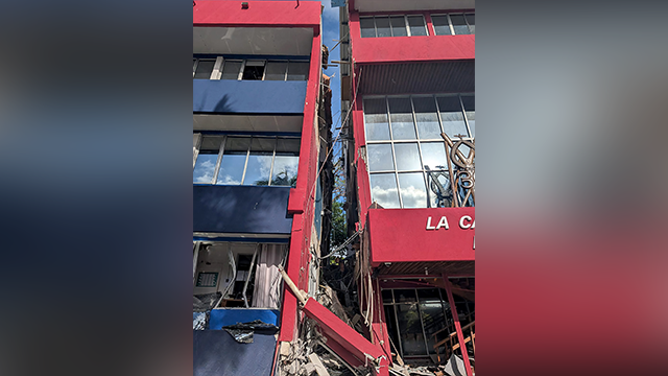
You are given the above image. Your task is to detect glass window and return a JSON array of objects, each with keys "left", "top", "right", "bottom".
[
  {"left": 382, "top": 290, "right": 394, "bottom": 304},
  {"left": 375, "top": 17, "right": 391, "bottom": 37},
  {"left": 367, "top": 144, "right": 395, "bottom": 172},
  {"left": 193, "top": 136, "right": 223, "bottom": 184},
  {"left": 272, "top": 138, "right": 300, "bottom": 187},
  {"left": 418, "top": 289, "right": 448, "bottom": 355},
  {"left": 363, "top": 94, "right": 474, "bottom": 208},
  {"left": 243, "top": 138, "right": 275, "bottom": 185},
  {"left": 420, "top": 142, "right": 448, "bottom": 171},
  {"left": 221, "top": 61, "right": 242, "bottom": 80},
  {"left": 264, "top": 61, "right": 288, "bottom": 81},
  {"left": 217, "top": 137, "right": 249, "bottom": 185},
  {"left": 395, "top": 289, "right": 417, "bottom": 303},
  {"left": 370, "top": 173, "right": 400, "bottom": 208},
  {"left": 396, "top": 303, "right": 427, "bottom": 356},
  {"left": 242, "top": 60, "right": 265, "bottom": 80},
  {"left": 360, "top": 17, "right": 376, "bottom": 38},
  {"left": 461, "top": 95, "right": 475, "bottom": 137},
  {"left": 450, "top": 14, "right": 470, "bottom": 35},
  {"left": 466, "top": 14, "right": 475, "bottom": 34},
  {"left": 194, "top": 59, "right": 215, "bottom": 79},
  {"left": 431, "top": 15, "right": 452, "bottom": 36},
  {"left": 412, "top": 97, "right": 441, "bottom": 139},
  {"left": 394, "top": 143, "right": 421, "bottom": 171},
  {"left": 390, "top": 16, "right": 407, "bottom": 37},
  {"left": 287, "top": 62, "right": 309, "bottom": 81},
  {"left": 398, "top": 173, "right": 428, "bottom": 208},
  {"left": 407, "top": 15, "right": 428, "bottom": 36},
  {"left": 437, "top": 96, "right": 469, "bottom": 139},
  {"left": 388, "top": 98, "right": 416, "bottom": 140},
  {"left": 364, "top": 98, "right": 391, "bottom": 141}
]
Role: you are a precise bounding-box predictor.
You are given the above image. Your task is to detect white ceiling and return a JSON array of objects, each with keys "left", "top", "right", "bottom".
[
  {"left": 193, "top": 114, "right": 304, "bottom": 134},
  {"left": 355, "top": 0, "right": 474, "bottom": 12},
  {"left": 193, "top": 27, "right": 314, "bottom": 56}
]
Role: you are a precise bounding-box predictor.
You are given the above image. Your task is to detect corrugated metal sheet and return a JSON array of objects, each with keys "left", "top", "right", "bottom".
[
  {"left": 378, "top": 260, "right": 474, "bottom": 276},
  {"left": 359, "top": 60, "right": 474, "bottom": 95}
]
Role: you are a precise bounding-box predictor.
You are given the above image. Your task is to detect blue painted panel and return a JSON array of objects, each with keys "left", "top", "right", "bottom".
[
  {"left": 193, "top": 80, "right": 307, "bottom": 114},
  {"left": 193, "top": 185, "right": 293, "bottom": 235},
  {"left": 194, "top": 330, "right": 276, "bottom": 376},
  {"left": 208, "top": 308, "right": 281, "bottom": 329}
]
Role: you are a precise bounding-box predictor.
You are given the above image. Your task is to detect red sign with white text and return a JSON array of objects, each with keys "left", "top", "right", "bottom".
[{"left": 367, "top": 207, "right": 475, "bottom": 265}]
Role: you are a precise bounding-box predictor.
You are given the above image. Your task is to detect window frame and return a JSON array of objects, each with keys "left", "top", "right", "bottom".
[
  {"left": 430, "top": 12, "right": 475, "bottom": 36},
  {"left": 193, "top": 56, "right": 309, "bottom": 82},
  {"left": 359, "top": 14, "right": 429, "bottom": 38},
  {"left": 193, "top": 134, "right": 300, "bottom": 187},
  {"left": 362, "top": 94, "right": 474, "bottom": 209}
]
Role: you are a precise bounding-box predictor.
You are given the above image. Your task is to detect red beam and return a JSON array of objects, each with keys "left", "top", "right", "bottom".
[
  {"left": 194, "top": 0, "right": 321, "bottom": 33},
  {"left": 442, "top": 272, "right": 473, "bottom": 376}
]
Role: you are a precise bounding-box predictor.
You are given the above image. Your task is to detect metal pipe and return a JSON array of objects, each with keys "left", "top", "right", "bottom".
[{"left": 242, "top": 246, "right": 259, "bottom": 308}]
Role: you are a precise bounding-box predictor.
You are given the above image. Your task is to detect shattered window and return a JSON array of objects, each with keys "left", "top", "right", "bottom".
[{"left": 363, "top": 94, "right": 474, "bottom": 208}]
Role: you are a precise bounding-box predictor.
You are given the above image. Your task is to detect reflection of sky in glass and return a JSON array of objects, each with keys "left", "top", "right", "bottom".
[
  {"left": 367, "top": 144, "right": 394, "bottom": 172},
  {"left": 438, "top": 96, "right": 468, "bottom": 139},
  {"left": 399, "top": 173, "right": 427, "bottom": 208},
  {"left": 193, "top": 153, "right": 217, "bottom": 183},
  {"left": 244, "top": 154, "right": 272, "bottom": 185},
  {"left": 364, "top": 98, "right": 390, "bottom": 141},
  {"left": 394, "top": 143, "right": 421, "bottom": 171},
  {"left": 461, "top": 95, "right": 475, "bottom": 138},
  {"left": 217, "top": 154, "right": 244, "bottom": 185},
  {"left": 389, "top": 98, "right": 416, "bottom": 140},
  {"left": 421, "top": 142, "right": 448, "bottom": 170},
  {"left": 370, "top": 173, "right": 400, "bottom": 208},
  {"left": 414, "top": 101, "right": 441, "bottom": 140},
  {"left": 272, "top": 154, "right": 299, "bottom": 186}
]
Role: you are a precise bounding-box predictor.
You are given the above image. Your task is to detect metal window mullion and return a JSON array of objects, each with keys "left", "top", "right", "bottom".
[
  {"left": 458, "top": 95, "right": 472, "bottom": 138},
  {"left": 447, "top": 14, "right": 455, "bottom": 35},
  {"left": 193, "top": 59, "right": 198, "bottom": 77},
  {"left": 465, "top": 13, "right": 473, "bottom": 34},
  {"left": 211, "top": 56, "right": 224, "bottom": 80},
  {"left": 212, "top": 135, "right": 227, "bottom": 185},
  {"left": 260, "top": 59, "right": 267, "bottom": 81},
  {"left": 237, "top": 60, "right": 246, "bottom": 81},
  {"left": 422, "top": 15, "right": 429, "bottom": 36},
  {"left": 267, "top": 137, "right": 277, "bottom": 186},
  {"left": 385, "top": 97, "right": 403, "bottom": 208},
  {"left": 416, "top": 289, "right": 432, "bottom": 356},
  {"left": 284, "top": 60, "right": 289, "bottom": 81},
  {"left": 240, "top": 137, "right": 252, "bottom": 184},
  {"left": 433, "top": 94, "right": 447, "bottom": 136},
  {"left": 404, "top": 14, "right": 412, "bottom": 37},
  {"left": 373, "top": 16, "right": 378, "bottom": 38}
]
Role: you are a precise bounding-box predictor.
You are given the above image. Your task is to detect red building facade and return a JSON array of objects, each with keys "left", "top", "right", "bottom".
[{"left": 340, "top": 0, "right": 475, "bottom": 374}]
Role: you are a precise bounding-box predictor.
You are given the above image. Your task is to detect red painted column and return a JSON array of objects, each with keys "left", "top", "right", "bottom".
[
  {"left": 371, "top": 279, "right": 392, "bottom": 359},
  {"left": 280, "top": 29, "right": 322, "bottom": 342},
  {"left": 442, "top": 273, "right": 473, "bottom": 376}
]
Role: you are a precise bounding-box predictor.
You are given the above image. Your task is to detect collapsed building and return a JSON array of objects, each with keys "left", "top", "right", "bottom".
[{"left": 192, "top": 1, "right": 474, "bottom": 376}]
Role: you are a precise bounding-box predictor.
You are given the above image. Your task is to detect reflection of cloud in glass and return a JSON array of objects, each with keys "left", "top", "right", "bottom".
[
  {"left": 371, "top": 185, "right": 400, "bottom": 208},
  {"left": 244, "top": 154, "right": 273, "bottom": 185},
  {"left": 399, "top": 185, "right": 427, "bottom": 208},
  {"left": 272, "top": 156, "right": 299, "bottom": 186},
  {"left": 193, "top": 157, "right": 216, "bottom": 183}
]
